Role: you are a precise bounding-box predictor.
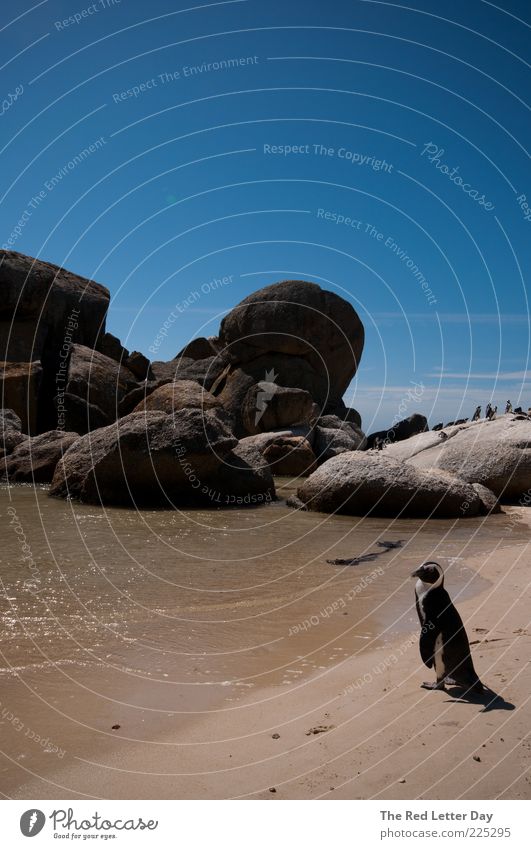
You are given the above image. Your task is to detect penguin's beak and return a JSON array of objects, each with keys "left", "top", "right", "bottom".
[{"left": 411, "top": 568, "right": 422, "bottom": 578}]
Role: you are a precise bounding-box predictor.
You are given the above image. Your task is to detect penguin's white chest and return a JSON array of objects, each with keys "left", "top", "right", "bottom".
[{"left": 415, "top": 581, "right": 431, "bottom": 623}]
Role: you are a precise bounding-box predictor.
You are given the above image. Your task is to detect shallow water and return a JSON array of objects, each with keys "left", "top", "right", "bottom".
[
  {"left": 1, "top": 480, "right": 528, "bottom": 798},
  {"left": 1, "top": 478, "right": 515, "bottom": 715}
]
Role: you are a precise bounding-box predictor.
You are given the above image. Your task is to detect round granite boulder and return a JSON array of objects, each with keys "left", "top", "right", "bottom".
[
  {"left": 218, "top": 280, "right": 364, "bottom": 407},
  {"left": 297, "top": 451, "right": 496, "bottom": 518}
]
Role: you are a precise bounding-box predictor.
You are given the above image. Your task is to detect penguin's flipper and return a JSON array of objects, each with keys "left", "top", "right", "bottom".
[{"left": 419, "top": 624, "right": 437, "bottom": 668}]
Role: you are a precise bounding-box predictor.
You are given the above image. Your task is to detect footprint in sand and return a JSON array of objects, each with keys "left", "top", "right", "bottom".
[{"left": 306, "top": 725, "right": 334, "bottom": 735}]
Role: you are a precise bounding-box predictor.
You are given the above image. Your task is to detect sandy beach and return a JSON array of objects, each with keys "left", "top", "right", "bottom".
[
  {"left": 2, "top": 485, "right": 529, "bottom": 801},
  {"left": 1, "top": 0, "right": 530, "bottom": 828}
]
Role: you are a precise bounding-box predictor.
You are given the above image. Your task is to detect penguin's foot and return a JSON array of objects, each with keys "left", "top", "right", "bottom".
[
  {"left": 421, "top": 681, "right": 446, "bottom": 690},
  {"left": 444, "top": 676, "right": 458, "bottom": 685}
]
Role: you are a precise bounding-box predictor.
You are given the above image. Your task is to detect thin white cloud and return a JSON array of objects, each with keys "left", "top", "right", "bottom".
[
  {"left": 429, "top": 371, "right": 531, "bottom": 380},
  {"left": 371, "top": 312, "right": 528, "bottom": 325},
  {"left": 352, "top": 386, "right": 488, "bottom": 398}
]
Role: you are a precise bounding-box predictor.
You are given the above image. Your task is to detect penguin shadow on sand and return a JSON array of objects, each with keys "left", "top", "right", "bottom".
[
  {"left": 411, "top": 562, "right": 515, "bottom": 713},
  {"left": 442, "top": 682, "right": 515, "bottom": 713}
]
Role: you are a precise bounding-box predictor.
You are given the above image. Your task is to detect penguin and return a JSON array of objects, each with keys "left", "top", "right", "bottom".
[{"left": 411, "top": 562, "right": 483, "bottom": 694}]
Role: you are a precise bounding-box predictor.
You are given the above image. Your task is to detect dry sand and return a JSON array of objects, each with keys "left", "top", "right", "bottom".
[{"left": 6, "top": 507, "right": 529, "bottom": 801}]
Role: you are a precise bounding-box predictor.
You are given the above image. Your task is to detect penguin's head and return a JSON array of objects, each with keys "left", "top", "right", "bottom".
[{"left": 411, "top": 561, "right": 444, "bottom": 586}]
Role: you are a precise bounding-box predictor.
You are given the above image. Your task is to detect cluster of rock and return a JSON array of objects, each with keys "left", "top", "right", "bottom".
[
  {"left": 2, "top": 251, "right": 529, "bottom": 518},
  {"left": 295, "top": 452, "right": 499, "bottom": 518},
  {"left": 1, "top": 253, "right": 366, "bottom": 506},
  {"left": 49, "top": 410, "right": 274, "bottom": 507},
  {"left": 0, "top": 251, "right": 109, "bottom": 434},
  {"left": 294, "top": 413, "right": 531, "bottom": 518},
  {"left": 365, "top": 413, "right": 428, "bottom": 449},
  {"left": 382, "top": 416, "right": 531, "bottom": 501}
]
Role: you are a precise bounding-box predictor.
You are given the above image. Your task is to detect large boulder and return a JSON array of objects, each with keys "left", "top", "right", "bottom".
[
  {"left": 297, "top": 451, "right": 496, "bottom": 518},
  {"left": 99, "top": 334, "right": 154, "bottom": 382},
  {"left": 3, "top": 429, "right": 78, "bottom": 482},
  {"left": 242, "top": 382, "right": 317, "bottom": 434},
  {"left": 176, "top": 337, "right": 219, "bottom": 360},
  {"left": 366, "top": 413, "right": 428, "bottom": 449},
  {"left": 62, "top": 344, "right": 139, "bottom": 434},
  {"left": 383, "top": 427, "right": 464, "bottom": 462},
  {"left": 151, "top": 355, "right": 227, "bottom": 390},
  {"left": 125, "top": 351, "right": 153, "bottom": 381},
  {"left": 175, "top": 356, "right": 227, "bottom": 390},
  {"left": 216, "top": 355, "right": 320, "bottom": 436},
  {"left": 133, "top": 380, "right": 221, "bottom": 415},
  {"left": 209, "top": 441, "right": 276, "bottom": 505},
  {"left": 471, "top": 483, "right": 501, "bottom": 515},
  {"left": 318, "top": 413, "right": 363, "bottom": 432},
  {"left": 50, "top": 409, "right": 237, "bottom": 505},
  {"left": 0, "top": 408, "right": 25, "bottom": 457},
  {"left": 0, "top": 361, "right": 42, "bottom": 434},
  {"left": 49, "top": 410, "right": 275, "bottom": 507},
  {"left": 0, "top": 251, "right": 110, "bottom": 431},
  {"left": 322, "top": 401, "right": 362, "bottom": 429},
  {"left": 218, "top": 280, "right": 364, "bottom": 408},
  {"left": 97, "top": 331, "right": 128, "bottom": 363},
  {"left": 151, "top": 359, "right": 190, "bottom": 383},
  {"left": 118, "top": 380, "right": 170, "bottom": 417},
  {"left": 0, "top": 251, "right": 110, "bottom": 360},
  {"left": 60, "top": 393, "right": 110, "bottom": 434},
  {"left": 239, "top": 431, "right": 317, "bottom": 476},
  {"left": 313, "top": 421, "right": 367, "bottom": 461},
  {"left": 402, "top": 415, "right": 531, "bottom": 501}
]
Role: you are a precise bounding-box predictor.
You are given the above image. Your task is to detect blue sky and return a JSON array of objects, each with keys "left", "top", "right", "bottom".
[{"left": 1, "top": 0, "right": 529, "bottom": 433}]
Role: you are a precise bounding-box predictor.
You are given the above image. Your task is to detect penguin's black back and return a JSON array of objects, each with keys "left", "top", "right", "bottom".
[{"left": 419, "top": 585, "right": 482, "bottom": 691}]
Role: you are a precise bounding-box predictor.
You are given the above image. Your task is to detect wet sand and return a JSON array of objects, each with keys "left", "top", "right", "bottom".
[{"left": 0, "top": 482, "right": 529, "bottom": 799}]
